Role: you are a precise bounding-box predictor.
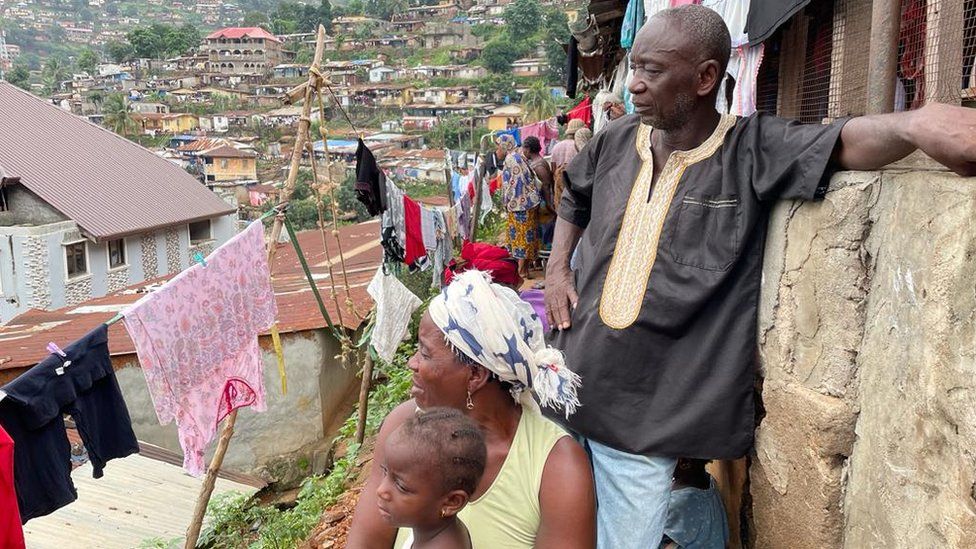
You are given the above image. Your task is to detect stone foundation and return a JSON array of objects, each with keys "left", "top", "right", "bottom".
[{"left": 753, "top": 169, "right": 976, "bottom": 547}]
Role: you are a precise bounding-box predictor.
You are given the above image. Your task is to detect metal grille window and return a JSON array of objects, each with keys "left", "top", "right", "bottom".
[
  {"left": 796, "top": 0, "right": 835, "bottom": 123},
  {"left": 962, "top": 0, "right": 976, "bottom": 100},
  {"left": 755, "top": 33, "right": 781, "bottom": 116},
  {"left": 65, "top": 242, "right": 88, "bottom": 278}
]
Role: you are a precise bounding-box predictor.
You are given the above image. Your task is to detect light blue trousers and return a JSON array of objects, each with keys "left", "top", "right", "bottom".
[{"left": 580, "top": 437, "right": 677, "bottom": 549}]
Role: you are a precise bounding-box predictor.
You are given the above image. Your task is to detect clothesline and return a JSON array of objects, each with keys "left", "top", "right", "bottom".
[{"left": 103, "top": 207, "right": 284, "bottom": 328}]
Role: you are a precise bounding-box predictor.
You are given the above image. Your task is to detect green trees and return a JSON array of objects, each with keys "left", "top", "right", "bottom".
[
  {"left": 475, "top": 74, "right": 516, "bottom": 102},
  {"left": 542, "top": 7, "right": 570, "bottom": 85},
  {"left": 102, "top": 94, "right": 137, "bottom": 137},
  {"left": 481, "top": 40, "right": 521, "bottom": 74},
  {"left": 76, "top": 48, "right": 99, "bottom": 74},
  {"left": 364, "top": 0, "right": 407, "bottom": 21},
  {"left": 105, "top": 40, "right": 136, "bottom": 63},
  {"left": 503, "top": 0, "right": 544, "bottom": 43},
  {"left": 6, "top": 64, "right": 30, "bottom": 91},
  {"left": 126, "top": 23, "right": 201, "bottom": 59},
  {"left": 268, "top": 0, "right": 334, "bottom": 34},
  {"left": 520, "top": 81, "right": 556, "bottom": 122},
  {"left": 41, "top": 55, "right": 69, "bottom": 94}
]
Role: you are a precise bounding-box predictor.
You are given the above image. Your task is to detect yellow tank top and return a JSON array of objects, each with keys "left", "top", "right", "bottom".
[{"left": 393, "top": 405, "right": 568, "bottom": 549}]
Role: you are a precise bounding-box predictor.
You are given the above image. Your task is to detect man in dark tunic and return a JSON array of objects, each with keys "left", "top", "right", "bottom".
[{"left": 545, "top": 6, "right": 976, "bottom": 547}]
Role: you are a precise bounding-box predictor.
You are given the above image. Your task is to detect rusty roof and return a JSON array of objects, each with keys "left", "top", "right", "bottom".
[
  {"left": 201, "top": 144, "right": 257, "bottom": 158},
  {"left": 0, "top": 221, "right": 384, "bottom": 373},
  {"left": 0, "top": 83, "right": 235, "bottom": 241}
]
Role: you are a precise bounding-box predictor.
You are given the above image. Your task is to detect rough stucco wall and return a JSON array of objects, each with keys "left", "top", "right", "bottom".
[
  {"left": 116, "top": 329, "right": 361, "bottom": 483},
  {"left": 753, "top": 169, "right": 976, "bottom": 548}
]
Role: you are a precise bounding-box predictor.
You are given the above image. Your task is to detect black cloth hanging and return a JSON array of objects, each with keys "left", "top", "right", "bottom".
[
  {"left": 354, "top": 139, "right": 388, "bottom": 216},
  {"left": 566, "top": 36, "right": 579, "bottom": 99},
  {"left": 745, "top": 0, "right": 812, "bottom": 46},
  {"left": 0, "top": 324, "right": 138, "bottom": 522}
]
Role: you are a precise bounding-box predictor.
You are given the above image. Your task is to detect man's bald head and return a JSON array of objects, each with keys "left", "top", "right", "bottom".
[{"left": 641, "top": 5, "right": 731, "bottom": 76}]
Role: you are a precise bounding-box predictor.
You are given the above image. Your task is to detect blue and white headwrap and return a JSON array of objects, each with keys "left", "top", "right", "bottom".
[{"left": 427, "top": 270, "right": 582, "bottom": 418}]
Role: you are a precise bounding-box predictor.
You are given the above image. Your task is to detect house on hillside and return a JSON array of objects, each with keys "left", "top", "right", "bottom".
[
  {"left": 487, "top": 104, "right": 523, "bottom": 131},
  {"left": 272, "top": 63, "right": 309, "bottom": 79},
  {"left": 511, "top": 57, "right": 548, "bottom": 77},
  {"left": 369, "top": 66, "right": 397, "bottom": 83},
  {"left": 0, "top": 82, "right": 237, "bottom": 324},
  {"left": 202, "top": 27, "right": 295, "bottom": 75},
  {"left": 199, "top": 144, "right": 259, "bottom": 208}
]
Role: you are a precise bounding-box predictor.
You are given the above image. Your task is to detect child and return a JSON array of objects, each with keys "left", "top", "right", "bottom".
[
  {"left": 660, "top": 458, "right": 729, "bottom": 549},
  {"left": 377, "top": 407, "right": 487, "bottom": 549}
]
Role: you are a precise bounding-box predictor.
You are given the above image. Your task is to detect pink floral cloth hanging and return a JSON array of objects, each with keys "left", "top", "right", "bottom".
[{"left": 123, "top": 221, "right": 276, "bottom": 476}]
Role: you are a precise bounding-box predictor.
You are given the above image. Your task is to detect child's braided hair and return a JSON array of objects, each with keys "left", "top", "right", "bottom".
[{"left": 400, "top": 407, "right": 487, "bottom": 496}]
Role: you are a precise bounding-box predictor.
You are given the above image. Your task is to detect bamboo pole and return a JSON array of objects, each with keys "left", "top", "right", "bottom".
[
  {"left": 183, "top": 25, "right": 328, "bottom": 549},
  {"left": 355, "top": 352, "right": 374, "bottom": 445}
]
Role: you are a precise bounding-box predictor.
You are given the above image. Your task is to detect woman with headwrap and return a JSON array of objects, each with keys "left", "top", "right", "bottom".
[
  {"left": 497, "top": 133, "right": 543, "bottom": 280},
  {"left": 347, "top": 270, "right": 596, "bottom": 549}
]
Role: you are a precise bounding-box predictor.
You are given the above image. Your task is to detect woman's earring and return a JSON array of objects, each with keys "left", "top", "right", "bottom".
[
  {"left": 440, "top": 508, "right": 447, "bottom": 518},
  {"left": 466, "top": 391, "right": 474, "bottom": 410}
]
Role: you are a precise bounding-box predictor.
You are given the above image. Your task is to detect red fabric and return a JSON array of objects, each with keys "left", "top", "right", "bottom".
[
  {"left": 403, "top": 195, "right": 427, "bottom": 267},
  {"left": 0, "top": 425, "right": 25, "bottom": 548},
  {"left": 443, "top": 241, "right": 522, "bottom": 287},
  {"left": 567, "top": 96, "right": 592, "bottom": 126}
]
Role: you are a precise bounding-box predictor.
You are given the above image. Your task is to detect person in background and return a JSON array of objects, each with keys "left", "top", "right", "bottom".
[
  {"left": 659, "top": 459, "right": 729, "bottom": 549},
  {"left": 552, "top": 119, "right": 587, "bottom": 169},
  {"left": 376, "top": 408, "right": 486, "bottom": 549},
  {"left": 603, "top": 99, "right": 626, "bottom": 121},
  {"left": 523, "top": 136, "right": 556, "bottom": 279},
  {"left": 499, "top": 134, "right": 543, "bottom": 280},
  {"left": 443, "top": 241, "right": 550, "bottom": 332}
]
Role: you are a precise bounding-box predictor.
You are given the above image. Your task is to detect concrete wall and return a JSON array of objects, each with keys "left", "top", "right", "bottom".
[
  {"left": 0, "top": 214, "right": 237, "bottom": 323},
  {"left": 0, "top": 185, "right": 68, "bottom": 226},
  {"left": 752, "top": 168, "right": 976, "bottom": 548},
  {"left": 115, "top": 329, "right": 362, "bottom": 484}
]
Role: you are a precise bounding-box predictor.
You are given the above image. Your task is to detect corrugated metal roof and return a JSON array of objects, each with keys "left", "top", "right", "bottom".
[
  {"left": 22, "top": 452, "right": 258, "bottom": 548},
  {"left": 0, "top": 82, "right": 236, "bottom": 241},
  {"left": 200, "top": 144, "right": 256, "bottom": 158},
  {"left": 0, "top": 221, "right": 384, "bottom": 373}
]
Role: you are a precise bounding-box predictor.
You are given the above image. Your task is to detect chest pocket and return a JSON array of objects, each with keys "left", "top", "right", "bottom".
[{"left": 668, "top": 194, "right": 740, "bottom": 272}]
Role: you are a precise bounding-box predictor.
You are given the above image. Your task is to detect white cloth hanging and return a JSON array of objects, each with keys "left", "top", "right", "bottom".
[
  {"left": 702, "top": 0, "right": 751, "bottom": 47},
  {"left": 367, "top": 267, "right": 422, "bottom": 362},
  {"left": 729, "top": 43, "right": 764, "bottom": 117}
]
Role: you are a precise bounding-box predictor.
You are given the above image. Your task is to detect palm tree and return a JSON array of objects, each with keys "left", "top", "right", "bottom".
[
  {"left": 41, "top": 55, "right": 70, "bottom": 94},
  {"left": 102, "top": 94, "right": 137, "bottom": 137},
  {"left": 520, "top": 81, "right": 556, "bottom": 123},
  {"left": 88, "top": 90, "right": 105, "bottom": 111}
]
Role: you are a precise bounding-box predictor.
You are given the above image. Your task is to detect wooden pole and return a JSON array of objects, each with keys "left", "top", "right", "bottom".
[
  {"left": 183, "top": 25, "right": 328, "bottom": 549},
  {"left": 469, "top": 151, "right": 482, "bottom": 243},
  {"left": 865, "top": 0, "right": 902, "bottom": 114},
  {"left": 355, "top": 352, "right": 374, "bottom": 445}
]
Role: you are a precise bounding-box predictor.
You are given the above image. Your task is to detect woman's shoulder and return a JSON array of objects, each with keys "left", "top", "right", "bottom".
[
  {"left": 519, "top": 406, "right": 573, "bottom": 454},
  {"left": 378, "top": 400, "right": 419, "bottom": 438}
]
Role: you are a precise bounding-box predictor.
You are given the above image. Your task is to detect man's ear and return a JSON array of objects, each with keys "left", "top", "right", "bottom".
[
  {"left": 697, "top": 59, "right": 722, "bottom": 98},
  {"left": 439, "top": 489, "right": 470, "bottom": 518}
]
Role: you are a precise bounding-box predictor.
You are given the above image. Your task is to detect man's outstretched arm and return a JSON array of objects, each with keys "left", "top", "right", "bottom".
[{"left": 836, "top": 103, "right": 976, "bottom": 176}]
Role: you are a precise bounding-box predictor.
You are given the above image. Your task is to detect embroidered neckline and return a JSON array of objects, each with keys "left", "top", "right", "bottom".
[{"left": 598, "top": 115, "right": 736, "bottom": 330}]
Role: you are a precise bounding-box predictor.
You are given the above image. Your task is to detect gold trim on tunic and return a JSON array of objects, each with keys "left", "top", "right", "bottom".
[{"left": 599, "top": 115, "right": 737, "bottom": 330}]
